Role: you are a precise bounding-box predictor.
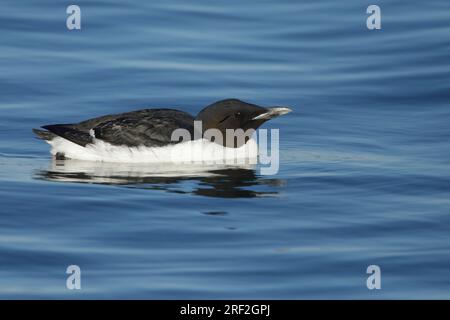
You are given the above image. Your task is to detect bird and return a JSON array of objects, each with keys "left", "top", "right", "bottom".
[{"left": 33, "top": 99, "right": 292, "bottom": 162}]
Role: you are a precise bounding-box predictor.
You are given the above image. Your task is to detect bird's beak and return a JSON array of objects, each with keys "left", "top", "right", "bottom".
[{"left": 252, "top": 107, "right": 293, "bottom": 121}]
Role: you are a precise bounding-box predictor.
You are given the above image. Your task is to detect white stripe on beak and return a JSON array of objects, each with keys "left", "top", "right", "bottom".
[{"left": 252, "top": 107, "right": 293, "bottom": 120}]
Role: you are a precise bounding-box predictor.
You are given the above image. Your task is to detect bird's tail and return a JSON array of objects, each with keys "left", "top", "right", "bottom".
[
  {"left": 32, "top": 128, "right": 55, "bottom": 141},
  {"left": 39, "top": 124, "right": 94, "bottom": 147}
]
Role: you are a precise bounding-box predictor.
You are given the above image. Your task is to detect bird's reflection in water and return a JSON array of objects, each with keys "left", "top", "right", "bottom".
[{"left": 35, "top": 159, "right": 286, "bottom": 198}]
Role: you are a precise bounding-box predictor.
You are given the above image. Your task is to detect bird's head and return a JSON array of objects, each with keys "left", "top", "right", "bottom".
[{"left": 195, "top": 99, "right": 292, "bottom": 147}]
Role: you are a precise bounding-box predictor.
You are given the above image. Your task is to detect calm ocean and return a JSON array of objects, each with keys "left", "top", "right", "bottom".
[{"left": 0, "top": 0, "right": 449, "bottom": 298}]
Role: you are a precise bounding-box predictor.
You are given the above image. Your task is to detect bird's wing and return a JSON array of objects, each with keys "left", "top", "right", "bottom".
[
  {"left": 93, "top": 112, "right": 194, "bottom": 147},
  {"left": 41, "top": 109, "right": 195, "bottom": 148}
]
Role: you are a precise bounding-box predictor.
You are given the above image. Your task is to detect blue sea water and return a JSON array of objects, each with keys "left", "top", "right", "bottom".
[{"left": 0, "top": 0, "right": 449, "bottom": 299}]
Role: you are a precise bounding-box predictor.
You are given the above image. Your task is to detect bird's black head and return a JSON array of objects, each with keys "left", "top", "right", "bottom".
[{"left": 195, "top": 99, "right": 292, "bottom": 148}]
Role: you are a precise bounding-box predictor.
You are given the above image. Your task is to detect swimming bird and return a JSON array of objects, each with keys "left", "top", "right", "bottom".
[{"left": 33, "top": 99, "right": 292, "bottom": 162}]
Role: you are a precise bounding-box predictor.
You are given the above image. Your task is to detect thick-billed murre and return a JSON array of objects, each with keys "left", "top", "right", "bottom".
[{"left": 33, "top": 99, "right": 292, "bottom": 162}]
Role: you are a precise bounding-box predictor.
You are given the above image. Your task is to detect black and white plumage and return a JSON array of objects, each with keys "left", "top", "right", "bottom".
[
  {"left": 35, "top": 109, "right": 194, "bottom": 148},
  {"left": 33, "top": 99, "right": 292, "bottom": 162}
]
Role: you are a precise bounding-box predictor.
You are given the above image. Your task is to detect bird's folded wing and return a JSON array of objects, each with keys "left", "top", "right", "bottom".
[
  {"left": 41, "top": 109, "right": 195, "bottom": 148},
  {"left": 92, "top": 114, "right": 194, "bottom": 147}
]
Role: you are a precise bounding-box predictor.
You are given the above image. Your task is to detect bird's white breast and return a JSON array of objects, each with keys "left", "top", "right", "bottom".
[{"left": 47, "top": 137, "right": 258, "bottom": 165}]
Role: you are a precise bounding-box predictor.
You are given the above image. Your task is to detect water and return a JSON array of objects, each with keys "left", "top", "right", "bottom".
[{"left": 1, "top": 0, "right": 449, "bottom": 299}]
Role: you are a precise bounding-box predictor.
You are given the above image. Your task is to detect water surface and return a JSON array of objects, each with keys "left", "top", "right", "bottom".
[{"left": 0, "top": 0, "right": 449, "bottom": 298}]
